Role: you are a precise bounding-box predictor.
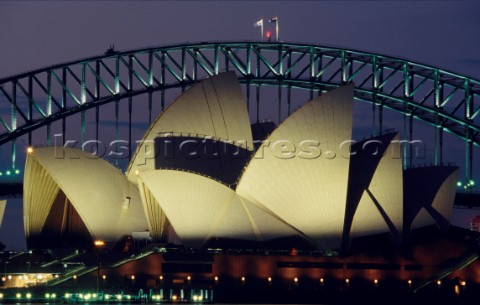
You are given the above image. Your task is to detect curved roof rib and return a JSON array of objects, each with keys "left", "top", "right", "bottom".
[
  {"left": 127, "top": 71, "right": 253, "bottom": 184},
  {"left": 24, "top": 147, "right": 148, "bottom": 244},
  {"left": 138, "top": 170, "right": 300, "bottom": 248},
  {"left": 237, "top": 84, "right": 354, "bottom": 250}
]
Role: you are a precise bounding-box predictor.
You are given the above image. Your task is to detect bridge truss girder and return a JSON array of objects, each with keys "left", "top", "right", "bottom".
[{"left": 0, "top": 42, "right": 479, "bottom": 181}]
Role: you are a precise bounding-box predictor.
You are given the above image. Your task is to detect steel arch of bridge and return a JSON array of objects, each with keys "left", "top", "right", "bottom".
[{"left": 0, "top": 41, "right": 479, "bottom": 181}]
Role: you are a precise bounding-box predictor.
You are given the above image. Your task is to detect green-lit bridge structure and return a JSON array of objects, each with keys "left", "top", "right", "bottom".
[{"left": 0, "top": 42, "right": 479, "bottom": 203}]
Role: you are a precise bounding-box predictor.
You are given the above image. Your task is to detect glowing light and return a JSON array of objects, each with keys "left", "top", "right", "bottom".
[
  {"left": 126, "top": 295, "right": 131, "bottom": 300},
  {"left": 7, "top": 275, "right": 12, "bottom": 280},
  {"left": 198, "top": 296, "right": 203, "bottom": 301},
  {"left": 94, "top": 240, "right": 105, "bottom": 246},
  {"left": 345, "top": 278, "right": 350, "bottom": 284},
  {"left": 1, "top": 277, "right": 5, "bottom": 281},
  {"left": 294, "top": 277, "right": 298, "bottom": 283},
  {"left": 187, "top": 275, "right": 191, "bottom": 280},
  {"left": 268, "top": 277, "right": 272, "bottom": 282},
  {"left": 160, "top": 275, "right": 164, "bottom": 280},
  {"left": 172, "top": 295, "right": 178, "bottom": 301},
  {"left": 85, "top": 294, "right": 91, "bottom": 300},
  {"left": 135, "top": 170, "right": 140, "bottom": 176},
  {"left": 93, "top": 294, "right": 97, "bottom": 298},
  {"left": 26, "top": 293, "right": 32, "bottom": 299},
  {"left": 16, "top": 293, "right": 21, "bottom": 299},
  {"left": 193, "top": 295, "right": 198, "bottom": 301},
  {"left": 408, "top": 279, "right": 412, "bottom": 285},
  {"left": 37, "top": 274, "right": 44, "bottom": 280},
  {"left": 214, "top": 276, "right": 218, "bottom": 281},
  {"left": 374, "top": 279, "right": 378, "bottom": 284},
  {"left": 241, "top": 276, "right": 245, "bottom": 282},
  {"left": 5, "top": 170, "right": 10, "bottom": 176},
  {"left": 102, "top": 275, "right": 107, "bottom": 280},
  {"left": 320, "top": 278, "right": 324, "bottom": 283},
  {"left": 0, "top": 293, "right": 3, "bottom": 299},
  {"left": 437, "top": 280, "right": 442, "bottom": 286},
  {"left": 131, "top": 275, "right": 135, "bottom": 280},
  {"left": 55, "top": 274, "right": 59, "bottom": 278},
  {"left": 51, "top": 293, "right": 56, "bottom": 299},
  {"left": 457, "top": 181, "right": 462, "bottom": 187},
  {"left": 46, "top": 293, "right": 51, "bottom": 299},
  {"left": 65, "top": 293, "right": 71, "bottom": 298},
  {"left": 73, "top": 275, "right": 77, "bottom": 279},
  {"left": 27, "top": 147, "right": 33, "bottom": 154},
  {"left": 116, "top": 294, "right": 122, "bottom": 300},
  {"left": 15, "top": 169, "right": 20, "bottom": 174},
  {"left": 105, "top": 295, "right": 111, "bottom": 300},
  {"left": 460, "top": 280, "right": 466, "bottom": 286}
]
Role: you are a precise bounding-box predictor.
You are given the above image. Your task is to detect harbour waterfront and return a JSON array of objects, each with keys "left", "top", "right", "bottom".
[{"left": 0, "top": 267, "right": 478, "bottom": 304}]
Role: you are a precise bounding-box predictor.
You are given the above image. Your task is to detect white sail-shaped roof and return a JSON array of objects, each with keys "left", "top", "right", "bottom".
[
  {"left": 237, "top": 84, "right": 354, "bottom": 250},
  {"left": 137, "top": 170, "right": 300, "bottom": 248},
  {"left": 404, "top": 166, "right": 458, "bottom": 233},
  {"left": 342, "top": 132, "right": 400, "bottom": 248},
  {"left": 0, "top": 200, "right": 6, "bottom": 229},
  {"left": 411, "top": 208, "right": 436, "bottom": 230},
  {"left": 350, "top": 191, "right": 390, "bottom": 239},
  {"left": 24, "top": 147, "right": 148, "bottom": 243},
  {"left": 127, "top": 71, "right": 253, "bottom": 183},
  {"left": 348, "top": 133, "right": 403, "bottom": 243},
  {"left": 431, "top": 168, "right": 458, "bottom": 222}
]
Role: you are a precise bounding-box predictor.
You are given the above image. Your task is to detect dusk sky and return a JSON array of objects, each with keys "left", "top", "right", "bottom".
[{"left": 0, "top": 0, "right": 479, "bottom": 250}]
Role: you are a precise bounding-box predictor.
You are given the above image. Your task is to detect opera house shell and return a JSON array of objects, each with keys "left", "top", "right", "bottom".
[
  {"left": 23, "top": 72, "right": 459, "bottom": 252},
  {"left": 0, "top": 200, "right": 6, "bottom": 250}
]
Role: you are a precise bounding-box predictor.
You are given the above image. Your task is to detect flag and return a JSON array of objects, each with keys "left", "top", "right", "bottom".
[
  {"left": 268, "top": 17, "right": 278, "bottom": 23},
  {"left": 253, "top": 19, "right": 263, "bottom": 28}
]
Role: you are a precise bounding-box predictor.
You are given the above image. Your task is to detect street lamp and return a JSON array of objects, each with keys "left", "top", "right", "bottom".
[
  {"left": 94, "top": 240, "right": 105, "bottom": 247},
  {"left": 94, "top": 240, "right": 105, "bottom": 294}
]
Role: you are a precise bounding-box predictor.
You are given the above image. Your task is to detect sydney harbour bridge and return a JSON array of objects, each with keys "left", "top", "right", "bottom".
[{"left": 0, "top": 42, "right": 479, "bottom": 205}]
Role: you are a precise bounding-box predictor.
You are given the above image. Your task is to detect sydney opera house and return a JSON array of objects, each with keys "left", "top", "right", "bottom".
[
  {"left": 23, "top": 72, "right": 459, "bottom": 252},
  {"left": 9, "top": 72, "right": 478, "bottom": 302}
]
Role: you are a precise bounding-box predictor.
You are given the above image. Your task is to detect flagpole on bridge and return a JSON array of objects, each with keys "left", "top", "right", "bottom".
[
  {"left": 254, "top": 19, "right": 264, "bottom": 42},
  {"left": 269, "top": 17, "right": 279, "bottom": 41}
]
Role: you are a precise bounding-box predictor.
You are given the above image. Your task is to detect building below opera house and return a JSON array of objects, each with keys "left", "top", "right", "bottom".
[{"left": 0, "top": 72, "right": 479, "bottom": 303}]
